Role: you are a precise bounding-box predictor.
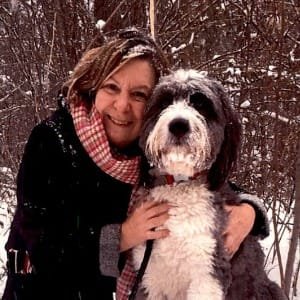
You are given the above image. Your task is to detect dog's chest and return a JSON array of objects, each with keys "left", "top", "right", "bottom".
[
  {"left": 132, "top": 182, "right": 222, "bottom": 298},
  {"left": 150, "top": 182, "right": 217, "bottom": 237},
  {"left": 139, "top": 182, "right": 219, "bottom": 267}
]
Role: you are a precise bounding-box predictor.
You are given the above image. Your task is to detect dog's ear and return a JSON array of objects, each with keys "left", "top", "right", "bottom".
[
  {"left": 208, "top": 83, "right": 242, "bottom": 190},
  {"left": 138, "top": 88, "right": 163, "bottom": 152},
  {"left": 139, "top": 107, "right": 156, "bottom": 153}
]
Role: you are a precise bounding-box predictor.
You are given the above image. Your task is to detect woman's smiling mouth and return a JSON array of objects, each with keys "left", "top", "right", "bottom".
[{"left": 108, "top": 115, "right": 132, "bottom": 126}]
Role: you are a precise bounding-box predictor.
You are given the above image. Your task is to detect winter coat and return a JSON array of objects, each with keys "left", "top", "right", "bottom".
[{"left": 3, "top": 104, "right": 132, "bottom": 300}]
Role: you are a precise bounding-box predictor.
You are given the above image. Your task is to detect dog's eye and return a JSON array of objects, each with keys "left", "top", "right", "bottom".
[
  {"left": 189, "top": 92, "right": 217, "bottom": 120},
  {"left": 189, "top": 92, "right": 207, "bottom": 108},
  {"left": 158, "top": 92, "right": 174, "bottom": 109},
  {"left": 145, "top": 91, "right": 173, "bottom": 117}
]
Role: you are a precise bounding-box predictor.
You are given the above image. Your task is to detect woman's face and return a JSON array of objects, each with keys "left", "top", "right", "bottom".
[{"left": 95, "top": 58, "right": 156, "bottom": 149}]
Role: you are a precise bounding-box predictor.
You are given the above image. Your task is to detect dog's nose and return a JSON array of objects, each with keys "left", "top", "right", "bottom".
[{"left": 168, "top": 118, "right": 190, "bottom": 138}]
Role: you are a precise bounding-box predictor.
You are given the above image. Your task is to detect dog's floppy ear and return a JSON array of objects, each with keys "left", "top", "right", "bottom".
[
  {"left": 208, "top": 83, "right": 242, "bottom": 190},
  {"left": 138, "top": 87, "right": 165, "bottom": 152},
  {"left": 139, "top": 105, "right": 156, "bottom": 153}
]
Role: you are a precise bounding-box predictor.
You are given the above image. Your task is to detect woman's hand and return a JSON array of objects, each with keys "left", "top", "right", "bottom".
[
  {"left": 223, "top": 203, "right": 255, "bottom": 258},
  {"left": 120, "top": 201, "right": 170, "bottom": 252}
]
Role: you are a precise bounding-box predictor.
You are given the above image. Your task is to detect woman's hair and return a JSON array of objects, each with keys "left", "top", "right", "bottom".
[{"left": 63, "top": 27, "right": 170, "bottom": 107}]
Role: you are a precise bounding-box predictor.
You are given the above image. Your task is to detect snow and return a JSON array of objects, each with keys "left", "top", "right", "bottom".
[
  {"left": 260, "top": 209, "right": 300, "bottom": 300},
  {"left": 225, "top": 66, "right": 242, "bottom": 76},
  {"left": 240, "top": 100, "right": 251, "bottom": 108},
  {"left": 262, "top": 110, "right": 290, "bottom": 123},
  {"left": 188, "top": 32, "right": 195, "bottom": 45},
  {"left": 0, "top": 202, "right": 12, "bottom": 298},
  {"left": 0, "top": 75, "right": 9, "bottom": 83},
  {"left": 171, "top": 43, "right": 187, "bottom": 54},
  {"left": 124, "top": 44, "right": 155, "bottom": 59},
  {"left": 95, "top": 19, "right": 106, "bottom": 31},
  {"left": 267, "top": 65, "right": 278, "bottom": 77},
  {"left": 242, "top": 117, "right": 249, "bottom": 123}
]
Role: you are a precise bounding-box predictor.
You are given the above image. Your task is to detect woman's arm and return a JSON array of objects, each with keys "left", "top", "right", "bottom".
[
  {"left": 5, "top": 123, "right": 64, "bottom": 271},
  {"left": 223, "top": 203, "right": 255, "bottom": 257},
  {"left": 223, "top": 182, "right": 269, "bottom": 257},
  {"left": 238, "top": 193, "right": 270, "bottom": 238}
]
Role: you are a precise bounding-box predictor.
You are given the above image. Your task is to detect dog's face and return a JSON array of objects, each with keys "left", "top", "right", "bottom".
[{"left": 140, "top": 69, "right": 241, "bottom": 189}]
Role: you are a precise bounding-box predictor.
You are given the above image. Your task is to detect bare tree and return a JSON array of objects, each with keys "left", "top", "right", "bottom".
[{"left": 285, "top": 142, "right": 300, "bottom": 297}]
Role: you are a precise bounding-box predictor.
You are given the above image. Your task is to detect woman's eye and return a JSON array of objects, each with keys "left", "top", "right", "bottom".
[
  {"left": 103, "top": 83, "right": 119, "bottom": 93},
  {"left": 132, "top": 91, "right": 148, "bottom": 102}
]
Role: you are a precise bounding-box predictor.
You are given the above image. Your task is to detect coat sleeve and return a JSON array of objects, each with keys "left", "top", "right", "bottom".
[
  {"left": 229, "top": 182, "right": 269, "bottom": 239},
  {"left": 98, "top": 185, "right": 144, "bottom": 278},
  {"left": 5, "top": 123, "right": 64, "bottom": 267},
  {"left": 238, "top": 193, "right": 270, "bottom": 239},
  {"left": 99, "top": 223, "right": 122, "bottom": 277}
]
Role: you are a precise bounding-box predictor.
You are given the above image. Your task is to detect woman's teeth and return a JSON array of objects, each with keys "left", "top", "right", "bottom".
[{"left": 110, "top": 116, "right": 130, "bottom": 126}]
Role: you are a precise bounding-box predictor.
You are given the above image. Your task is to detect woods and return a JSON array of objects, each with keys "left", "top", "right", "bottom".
[{"left": 0, "top": 0, "right": 299, "bottom": 298}]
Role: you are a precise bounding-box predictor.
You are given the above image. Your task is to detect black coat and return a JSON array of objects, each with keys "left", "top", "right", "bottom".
[{"left": 3, "top": 106, "right": 133, "bottom": 300}]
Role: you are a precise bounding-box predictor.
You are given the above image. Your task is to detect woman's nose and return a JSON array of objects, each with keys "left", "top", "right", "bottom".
[{"left": 114, "top": 92, "right": 130, "bottom": 112}]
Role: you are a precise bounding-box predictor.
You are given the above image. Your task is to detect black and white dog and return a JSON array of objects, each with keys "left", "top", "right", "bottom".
[{"left": 132, "top": 70, "right": 287, "bottom": 300}]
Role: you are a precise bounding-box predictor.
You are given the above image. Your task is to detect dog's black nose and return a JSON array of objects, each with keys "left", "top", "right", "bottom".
[{"left": 168, "top": 118, "right": 190, "bottom": 138}]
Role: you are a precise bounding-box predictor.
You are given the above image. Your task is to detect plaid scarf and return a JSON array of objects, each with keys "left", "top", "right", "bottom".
[
  {"left": 71, "top": 102, "right": 141, "bottom": 298},
  {"left": 70, "top": 102, "right": 140, "bottom": 185},
  {"left": 116, "top": 187, "right": 148, "bottom": 299},
  {"left": 117, "top": 258, "right": 136, "bottom": 299}
]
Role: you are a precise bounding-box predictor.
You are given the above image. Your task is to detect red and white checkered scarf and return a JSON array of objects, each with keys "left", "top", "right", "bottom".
[
  {"left": 70, "top": 102, "right": 140, "bottom": 185},
  {"left": 71, "top": 102, "right": 140, "bottom": 299},
  {"left": 116, "top": 188, "right": 144, "bottom": 299},
  {"left": 117, "top": 258, "right": 136, "bottom": 299}
]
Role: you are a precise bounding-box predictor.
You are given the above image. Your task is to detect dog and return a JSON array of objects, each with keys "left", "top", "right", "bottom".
[{"left": 131, "top": 69, "right": 287, "bottom": 300}]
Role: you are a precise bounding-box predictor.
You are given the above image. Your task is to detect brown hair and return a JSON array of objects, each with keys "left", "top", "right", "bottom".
[{"left": 63, "top": 28, "right": 170, "bottom": 108}]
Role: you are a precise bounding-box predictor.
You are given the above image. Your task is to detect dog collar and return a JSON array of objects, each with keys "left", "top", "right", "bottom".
[
  {"left": 165, "top": 174, "right": 199, "bottom": 184},
  {"left": 148, "top": 168, "right": 203, "bottom": 186}
]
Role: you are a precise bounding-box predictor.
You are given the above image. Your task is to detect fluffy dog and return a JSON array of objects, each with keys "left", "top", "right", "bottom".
[{"left": 132, "top": 69, "right": 286, "bottom": 300}]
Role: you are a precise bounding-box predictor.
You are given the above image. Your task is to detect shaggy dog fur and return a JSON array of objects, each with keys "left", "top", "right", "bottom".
[{"left": 132, "top": 70, "right": 287, "bottom": 300}]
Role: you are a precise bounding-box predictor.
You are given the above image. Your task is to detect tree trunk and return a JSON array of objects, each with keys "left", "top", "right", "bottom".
[{"left": 284, "top": 142, "right": 300, "bottom": 297}]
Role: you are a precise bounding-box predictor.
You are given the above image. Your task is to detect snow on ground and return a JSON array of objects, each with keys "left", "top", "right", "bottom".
[
  {"left": 0, "top": 201, "right": 12, "bottom": 298},
  {"left": 260, "top": 208, "right": 300, "bottom": 300}
]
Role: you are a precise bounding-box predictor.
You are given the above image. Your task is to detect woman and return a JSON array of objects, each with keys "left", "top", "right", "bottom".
[{"left": 3, "top": 28, "right": 268, "bottom": 300}]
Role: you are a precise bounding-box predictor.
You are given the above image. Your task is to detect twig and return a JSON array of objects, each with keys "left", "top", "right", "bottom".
[
  {"left": 149, "top": 0, "right": 156, "bottom": 40},
  {"left": 47, "top": 12, "right": 56, "bottom": 81},
  {"left": 102, "top": 0, "right": 127, "bottom": 31},
  {"left": 162, "top": 0, "right": 219, "bottom": 50}
]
